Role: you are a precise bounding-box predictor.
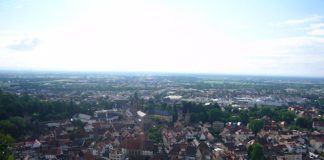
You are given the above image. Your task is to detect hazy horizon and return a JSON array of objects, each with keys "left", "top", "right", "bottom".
[
  {"left": 1, "top": 0, "right": 324, "bottom": 77},
  {"left": 2, "top": 69, "right": 324, "bottom": 79}
]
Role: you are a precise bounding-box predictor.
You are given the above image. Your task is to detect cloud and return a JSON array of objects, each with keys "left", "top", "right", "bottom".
[
  {"left": 308, "top": 23, "right": 324, "bottom": 36},
  {"left": 6, "top": 37, "right": 41, "bottom": 51},
  {"left": 310, "top": 23, "right": 324, "bottom": 29},
  {"left": 308, "top": 29, "right": 324, "bottom": 36},
  {"left": 275, "top": 16, "right": 324, "bottom": 37},
  {"left": 284, "top": 15, "right": 323, "bottom": 25}
]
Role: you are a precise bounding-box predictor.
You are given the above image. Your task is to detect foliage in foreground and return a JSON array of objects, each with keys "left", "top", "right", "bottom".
[
  {"left": 0, "top": 134, "right": 15, "bottom": 160},
  {"left": 248, "top": 143, "right": 265, "bottom": 160}
]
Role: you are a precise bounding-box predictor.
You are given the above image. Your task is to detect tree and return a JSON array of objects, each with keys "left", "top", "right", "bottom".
[
  {"left": 248, "top": 143, "right": 265, "bottom": 160},
  {"left": 239, "top": 112, "right": 249, "bottom": 125},
  {"left": 207, "top": 108, "right": 223, "bottom": 122},
  {"left": 0, "top": 134, "right": 15, "bottom": 160},
  {"left": 248, "top": 119, "right": 264, "bottom": 135},
  {"left": 278, "top": 111, "right": 295, "bottom": 125},
  {"left": 148, "top": 126, "right": 162, "bottom": 143},
  {"left": 190, "top": 112, "right": 208, "bottom": 123},
  {"left": 295, "top": 117, "right": 312, "bottom": 130},
  {"left": 9, "top": 116, "right": 26, "bottom": 130},
  {"left": 0, "top": 110, "right": 8, "bottom": 120},
  {"left": 259, "top": 107, "right": 276, "bottom": 119},
  {"left": 0, "top": 120, "right": 19, "bottom": 138},
  {"left": 71, "top": 119, "right": 85, "bottom": 131}
]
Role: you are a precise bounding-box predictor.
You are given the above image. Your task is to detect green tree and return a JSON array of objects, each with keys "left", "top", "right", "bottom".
[
  {"left": 0, "top": 110, "right": 8, "bottom": 120},
  {"left": 278, "top": 111, "right": 295, "bottom": 125},
  {"left": 248, "top": 119, "right": 264, "bottom": 135},
  {"left": 148, "top": 126, "right": 162, "bottom": 143},
  {"left": 9, "top": 116, "right": 26, "bottom": 130},
  {"left": 248, "top": 143, "right": 265, "bottom": 160},
  {"left": 208, "top": 108, "right": 222, "bottom": 122},
  {"left": 0, "top": 134, "right": 15, "bottom": 160},
  {"left": 190, "top": 112, "right": 208, "bottom": 123},
  {"left": 295, "top": 117, "right": 312, "bottom": 130},
  {"left": 259, "top": 107, "right": 276, "bottom": 119},
  {"left": 239, "top": 112, "right": 249, "bottom": 125},
  {"left": 71, "top": 119, "right": 85, "bottom": 131},
  {"left": 0, "top": 120, "right": 19, "bottom": 138}
]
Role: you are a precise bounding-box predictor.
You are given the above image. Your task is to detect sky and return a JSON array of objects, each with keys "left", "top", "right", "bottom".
[{"left": 1, "top": 0, "right": 324, "bottom": 77}]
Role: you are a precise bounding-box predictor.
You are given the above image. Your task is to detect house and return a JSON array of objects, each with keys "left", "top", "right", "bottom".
[
  {"left": 277, "top": 153, "right": 302, "bottom": 160},
  {"left": 235, "top": 128, "right": 253, "bottom": 142},
  {"left": 185, "top": 145, "right": 196, "bottom": 160},
  {"left": 47, "top": 122, "right": 61, "bottom": 128},
  {"left": 231, "top": 144, "right": 247, "bottom": 159},
  {"left": 72, "top": 113, "right": 91, "bottom": 123},
  {"left": 107, "top": 113, "right": 120, "bottom": 122},
  {"left": 196, "top": 142, "right": 211, "bottom": 160},
  {"left": 120, "top": 135, "right": 155, "bottom": 159},
  {"left": 212, "top": 146, "right": 224, "bottom": 160},
  {"left": 185, "top": 132, "right": 194, "bottom": 141},
  {"left": 309, "top": 152, "right": 319, "bottom": 159},
  {"left": 199, "top": 133, "right": 206, "bottom": 141},
  {"left": 84, "top": 124, "right": 94, "bottom": 132},
  {"left": 137, "top": 111, "right": 146, "bottom": 118},
  {"left": 309, "top": 135, "right": 324, "bottom": 153},
  {"left": 44, "top": 148, "right": 62, "bottom": 160},
  {"left": 168, "top": 143, "right": 187, "bottom": 159},
  {"left": 313, "top": 119, "right": 324, "bottom": 131},
  {"left": 109, "top": 149, "right": 125, "bottom": 160},
  {"left": 32, "top": 139, "right": 41, "bottom": 148},
  {"left": 162, "top": 129, "right": 175, "bottom": 151},
  {"left": 94, "top": 109, "right": 120, "bottom": 122},
  {"left": 212, "top": 121, "right": 224, "bottom": 132}
]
